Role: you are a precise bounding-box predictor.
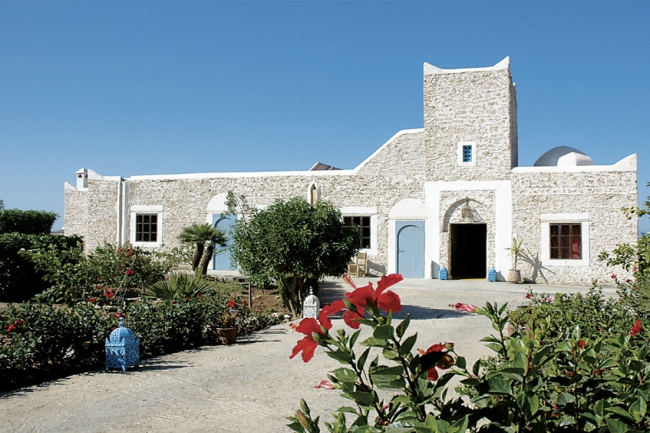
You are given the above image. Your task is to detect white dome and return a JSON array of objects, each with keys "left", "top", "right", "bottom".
[{"left": 534, "top": 146, "right": 594, "bottom": 167}]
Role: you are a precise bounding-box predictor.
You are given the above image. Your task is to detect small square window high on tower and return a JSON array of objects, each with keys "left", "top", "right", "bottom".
[
  {"left": 457, "top": 142, "right": 477, "bottom": 167},
  {"left": 462, "top": 145, "right": 473, "bottom": 163}
]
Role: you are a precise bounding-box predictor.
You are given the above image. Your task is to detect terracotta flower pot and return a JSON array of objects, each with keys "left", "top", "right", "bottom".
[
  {"left": 216, "top": 327, "right": 237, "bottom": 345},
  {"left": 506, "top": 269, "right": 521, "bottom": 284}
]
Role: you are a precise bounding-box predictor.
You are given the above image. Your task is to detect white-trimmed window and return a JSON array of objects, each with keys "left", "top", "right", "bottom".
[
  {"left": 541, "top": 213, "right": 589, "bottom": 267},
  {"left": 341, "top": 206, "right": 378, "bottom": 256},
  {"left": 130, "top": 205, "right": 163, "bottom": 247},
  {"left": 457, "top": 142, "right": 477, "bottom": 167}
]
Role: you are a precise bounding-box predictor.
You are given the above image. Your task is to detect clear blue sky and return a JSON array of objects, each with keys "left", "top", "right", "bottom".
[{"left": 1, "top": 1, "right": 648, "bottom": 234}]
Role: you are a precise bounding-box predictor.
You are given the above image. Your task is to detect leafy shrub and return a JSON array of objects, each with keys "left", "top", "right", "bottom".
[
  {"left": 287, "top": 276, "right": 650, "bottom": 432},
  {"left": 0, "top": 209, "right": 57, "bottom": 234},
  {"left": 22, "top": 242, "right": 182, "bottom": 304},
  {"left": 227, "top": 192, "right": 360, "bottom": 318},
  {"left": 0, "top": 233, "right": 82, "bottom": 302},
  {"left": 143, "top": 271, "right": 215, "bottom": 300}
]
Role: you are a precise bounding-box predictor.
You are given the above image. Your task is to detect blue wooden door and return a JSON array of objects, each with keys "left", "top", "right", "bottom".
[
  {"left": 396, "top": 221, "right": 425, "bottom": 278},
  {"left": 212, "top": 214, "right": 237, "bottom": 271}
]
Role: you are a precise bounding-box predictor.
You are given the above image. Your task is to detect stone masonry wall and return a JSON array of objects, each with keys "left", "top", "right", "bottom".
[
  {"left": 64, "top": 130, "right": 428, "bottom": 273},
  {"left": 64, "top": 180, "right": 119, "bottom": 251},
  {"left": 512, "top": 170, "right": 637, "bottom": 285},
  {"left": 424, "top": 68, "right": 515, "bottom": 182}
]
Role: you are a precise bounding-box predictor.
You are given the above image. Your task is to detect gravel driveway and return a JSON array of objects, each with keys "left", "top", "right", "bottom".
[{"left": 0, "top": 278, "right": 611, "bottom": 433}]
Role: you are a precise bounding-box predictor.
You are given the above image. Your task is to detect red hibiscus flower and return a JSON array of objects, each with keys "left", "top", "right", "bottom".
[
  {"left": 631, "top": 319, "right": 642, "bottom": 336},
  {"left": 7, "top": 323, "right": 16, "bottom": 332},
  {"left": 317, "top": 299, "right": 364, "bottom": 329},
  {"left": 419, "top": 343, "right": 454, "bottom": 381},
  {"left": 186, "top": 296, "right": 191, "bottom": 301},
  {"left": 227, "top": 299, "right": 236, "bottom": 308},
  {"left": 525, "top": 292, "right": 532, "bottom": 299},
  {"left": 345, "top": 274, "right": 403, "bottom": 314},
  {"left": 87, "top": 297, "right": 98, "bottom": 303},
  {"left": 577, "top": 340, "right": 586, "bottom": 349},
  {"left": 118, "top": 266, "right": 123, "bottom": 271},
  {"left": 449, "top": 302, "right": 477, "bottom": 313},
  {"left": 199, "top": 294, "right": 204, "bottom": 298},
  {"left": 290, "top": 317, "right": 329, "bottom": 362},
  {"left": 243, "top": 300, "right": 248, "bottom": 306},
  {"left": 103, "top": 289, "right": 115, "bottom": 299},
  {"left": 126, "top": 269, "right": 134, "bottom": 276},
  {"left": 610, "top": 274, "right": 617, "bottom": 280}
]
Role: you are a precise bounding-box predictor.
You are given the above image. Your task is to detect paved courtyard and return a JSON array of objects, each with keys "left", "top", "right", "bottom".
[{"left": 0, "top": 278, "right": 613, "bottom": 433}]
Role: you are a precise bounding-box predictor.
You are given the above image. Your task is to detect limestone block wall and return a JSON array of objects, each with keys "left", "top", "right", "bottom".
[
  {"left": 64, "top": 179, "right": 119, "bottom": 251},
  {"left": 423, "top": 65, "right": 516, "bottom": 182},
  {"left": 356, "top": 129, "right": 426, "bottom": 179},
  {"left": 438, "top": 190, "right": 496, "bottom": 275},
  {"left": 64, "top": 129, "right": 429, "bottom": 273},
  {"left": 123, "top": 171, "right": 425, "bottom": 274},
  {"left": 512, "top": 169, "right": 637, "bottom": 285}
]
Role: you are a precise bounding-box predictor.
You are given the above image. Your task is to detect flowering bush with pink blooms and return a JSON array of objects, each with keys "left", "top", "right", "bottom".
[{"left": 288, "top": 276, "right": 650, "bottom": 432}]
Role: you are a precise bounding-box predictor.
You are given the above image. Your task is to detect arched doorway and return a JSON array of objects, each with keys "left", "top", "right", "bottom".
[
  {"left": 396, "top": 221, "right": 425, "bottom": 278},
  {"left": 212, "top": 214, "right": 237, "bottom": 271},
  {"left": 450, "top": 223, "right": 486, "bottom": 278}
]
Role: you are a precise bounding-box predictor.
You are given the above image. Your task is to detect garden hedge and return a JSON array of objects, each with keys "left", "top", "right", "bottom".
[
  {"left": 0, "top": 234, "right": 82, "bottom": 302},
  {"left": 0, "top": 209, "right": 57, "bottom": 235}
]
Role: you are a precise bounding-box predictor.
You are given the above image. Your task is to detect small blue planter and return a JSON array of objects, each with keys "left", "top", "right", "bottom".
[
  {"left": 439, "top": 267, "right": 448, "bottom": 280},
  {"left": 487, "top": 268, "right": 497, "bottom": 282}
]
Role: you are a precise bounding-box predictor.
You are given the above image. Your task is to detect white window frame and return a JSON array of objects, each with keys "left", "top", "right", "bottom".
[
  {"left": 130, "top": 205, "right": 163, "bottom": 248},
  {"left": 341, "top": 206, "right": 378, "bottom": 256},
  {"left": 457, "top": 142, "right": 477, "bottom": 167},
  {"left": 540, "top": 213, "right": 589, "bottom": 267}
]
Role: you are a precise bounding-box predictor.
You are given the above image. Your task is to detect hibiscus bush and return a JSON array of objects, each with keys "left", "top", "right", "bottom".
[
  {"left": 21, "top": 242, "right": 183, "bottom": 304},
  {"left": 288, "top": 275, "right": 650, "bottom": 432},
  {"left": 0, "top": 295, "right": 280, "bottom": 392}
]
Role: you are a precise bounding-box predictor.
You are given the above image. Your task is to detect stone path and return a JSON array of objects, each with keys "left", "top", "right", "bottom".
[{"left": 0, "top": 278, "right": 612, "bottom": 432}]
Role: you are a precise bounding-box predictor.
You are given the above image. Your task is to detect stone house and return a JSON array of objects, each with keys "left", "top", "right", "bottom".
[{"left": 64, "top": 57, "right": 638, "bottom": 284}]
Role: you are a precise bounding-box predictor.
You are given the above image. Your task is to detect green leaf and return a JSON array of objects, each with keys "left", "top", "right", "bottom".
[
  {"left": 360, "top": 337, "right": 389, "bottom": 348},
  {"left": 349, "top": 330, "right": 361, "bottom": 349},
  {"left": 557, "top": 392, "right": 575, "bottom": 406},
  {"left": 629, "top": 397, "right": 647, "bottom": 423},
  {"left": 331, "top": 367, "right": 358, "bottom": 383},
  {"left": 373, "top": 325, "right": 394, "bottom": 341},
  {"left": 396, "top": 315, "right": 410, "bottom": 339},
  {"left": 606, "top": 406, "right": 635, "bottom": 422},
  {"left": 399, "top": 334, "right": 417, "bottom": 356},
  {"left": 555, "top": 342, "right": 572, "bottom": 353},
  {"left": 383, "top": 349, "right": 400, "bottom": 360},
  {"left": 487, "top": 378, "right": 512, "bottom": 395},
  {"left": 347, "top": 391, "right": 376, "bottom": 407},
  {"left": 326, "top": 350, "right": 352, "bottom": 364},
  {"left": 370, "top": 365, "right": 404, "bottom": 377},
  {"left": 605, "top": 418, "right": 629, "bottom": 433},
  {"left": 357, "top": 348, "right": 370, "bottom": 371}
]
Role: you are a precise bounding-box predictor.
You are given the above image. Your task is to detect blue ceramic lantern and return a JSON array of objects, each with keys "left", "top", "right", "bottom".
[
  {"left": 487, "top": 267, "right": 497, "bottom": 282},
  {"left": 105, "top": 317, "right": 139, "bottom": 371},
  {"left": 439, "top": 267, "right": 448, "bottom": 280}
]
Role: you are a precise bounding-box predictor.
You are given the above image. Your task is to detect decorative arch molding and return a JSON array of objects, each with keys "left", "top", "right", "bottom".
[
  {"left": 388, "top": 199, "right": 429, "bottom": 220},
  {"left": 307, "top": 182, "right": 321, "bottom": 204},
  {"left": 442, "top": 198, "right": 486, "bottom": 232},
  {"left": 206, "top": 193, "right": 229, "bottom": 214}
]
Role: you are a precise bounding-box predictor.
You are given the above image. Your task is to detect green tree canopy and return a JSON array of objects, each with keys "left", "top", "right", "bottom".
[{"left": 228, "top": 194, "right": 360, "bottom": 317}]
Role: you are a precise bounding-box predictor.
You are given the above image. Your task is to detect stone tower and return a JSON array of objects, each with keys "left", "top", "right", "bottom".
[{"left": 423, "top": 57, "right": 518, "bottom": 182}]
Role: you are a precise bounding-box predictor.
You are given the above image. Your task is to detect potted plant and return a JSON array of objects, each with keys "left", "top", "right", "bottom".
[
  {"left": 506, "top": 237, "right": 524, "bottom": 283},
  {"left": 216, "top": 300, "right": 239, "bottom": 344}
]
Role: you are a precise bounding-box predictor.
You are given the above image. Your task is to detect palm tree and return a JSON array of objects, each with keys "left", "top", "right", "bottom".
[
  {"left": 198, "top": 226, "right": 228, "bottom": 275},
  {"left": 179, "top": 223, "right": 228, "bottom": 274}
]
